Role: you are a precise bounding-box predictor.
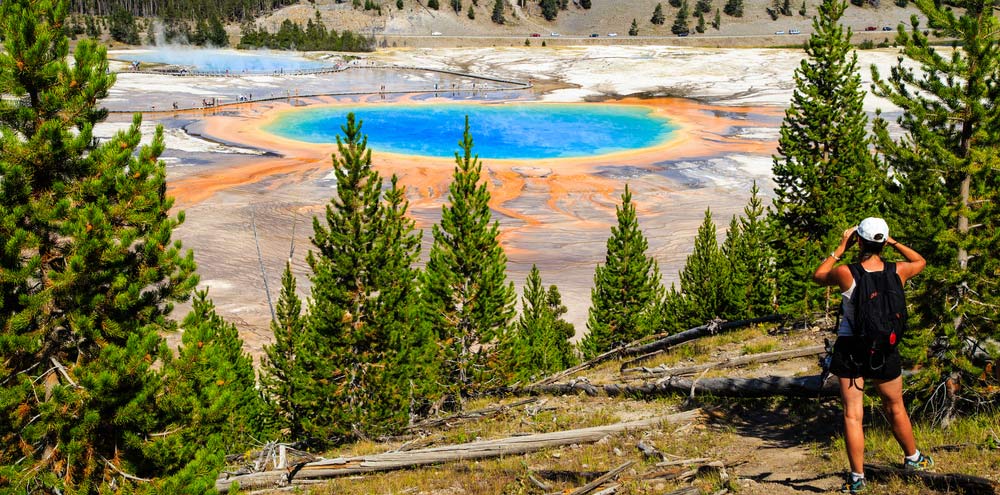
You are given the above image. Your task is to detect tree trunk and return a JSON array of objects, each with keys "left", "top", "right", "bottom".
[
  {"left": 622, "top": 345, "right": 825, "bottom": 377},
  {"left": 524, "top": 374, "right": 839, "bottom": 399},
  {"left": 617, "top": 314, "right": 786, "bottom": 370},
  {"left": 530, "top": 315, "right": 784, "bottom": 387},
  {"left": 215, "top": 409, "right": 703, "bottom": 493}
]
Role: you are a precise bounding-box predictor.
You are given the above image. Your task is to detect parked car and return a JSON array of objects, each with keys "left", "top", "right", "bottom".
[
  {"left": 865, "top": 26, "right": 878, "bottom": 31},
  {"left": 431, "top": 31, "right": 442, "bottom": 36},
  {"left": 530, "top": 33, "right": 541, "bottom": 37},
  {"left": 677, "top": 31, "right": 689, "bottom": 37},
  {"left": 550, "top": 32, "right": 561, "bottom": 36},
  {"left": 882, "top": 26, "right": 893, "bottom": 31},
  {"left": 590, "top": 33, "right": 600, "bottom": 37},
  {"left": 774, "top": 30, "right": 785, "bottom": 35},
  {"left": 788, "top": 29, "right": 801, "bottom": 34},
  {"left": 607, "top": 32, "right": 618, "bottom": 37}
]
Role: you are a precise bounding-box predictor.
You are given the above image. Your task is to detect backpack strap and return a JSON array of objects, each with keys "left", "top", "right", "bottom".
[
  {"left": 846, "top": 263, "right": 863, "bottom": 288},
  {"left": 884, "top": 261, "right": 897, "bottom": 276}
]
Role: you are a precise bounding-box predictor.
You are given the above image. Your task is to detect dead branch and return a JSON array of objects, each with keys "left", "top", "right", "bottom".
[
  {"left": 528, "top": 315, "right": 784, "bottom": 388},
  {"left": 567, "top": 461, "right": 633, "bottom": 495},
  {"left": 405, "top": 398, "right": 538, "bottom": 431},
  {"left": 663, "top": 487, "right": 700, "bottom": 495},
  {"left": 864, "top": 463, "right": 997, "bottom": 494},
  {"left": 102, "top": 456, "right": 151, "bottom": 483},
  {"left": 49, "top": 357, "right": 80, "bottom": 389},
  {"left": 617, "top": 315, "right": 786, "bottom": 370},
  {"left": 587, "top": 484, "right": 619, "bottom": 495},
  {"left": 622, "top": 345, "right": 825, "bottom": 377},
  {"left": 527, "top": 473, "right": 551, "bottom": 491},
  {"left": 215, "top": 409, "right": 703, "bottom": 493},
  {"left": 522, "top": 374, "right": 839, "bottom": 399},
  {"left": 655, "top": 457, "right": 711, "bottom": 467},
  {"left": 636, "top": 440, "right": 665, "bottom": 461}
]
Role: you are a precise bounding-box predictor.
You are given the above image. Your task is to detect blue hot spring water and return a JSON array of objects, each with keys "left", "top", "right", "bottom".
[
  {"left": 115, "top": 48, "right": 330, "bottom": 73},
  {"left": 264, "top": 104, "right": 677, "bottom": 160}
]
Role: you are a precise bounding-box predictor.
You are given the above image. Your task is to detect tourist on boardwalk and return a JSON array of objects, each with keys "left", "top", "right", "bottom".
[{"left": 812, "top": 218, "right": 933, "bottom": 493}]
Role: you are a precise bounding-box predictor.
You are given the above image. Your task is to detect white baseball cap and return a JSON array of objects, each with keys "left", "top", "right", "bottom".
[{"left": 857, "top": 217, "right": 889, "bottom": 243}]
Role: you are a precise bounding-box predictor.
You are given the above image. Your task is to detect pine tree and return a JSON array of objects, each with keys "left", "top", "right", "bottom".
[
  {"left": 769, "top": 0, "right": 878, "bottom": 314},
  {"left": 629, "top": 18, "right": 639, "bottom": 35},
  {"left": 669, "top": 0, "right": 682, "bottom": 7},
  {"left": 468, "top": 3, "right": 476, "bottom": 18},
  {"left": 148, "top": 292, "right": 269, "bottom": 492},
  {"left": 871, "top": 0, "right": 1000, "bottom": 413},
  {"left": 696, "top": 11, "right": 706, "bottom": 32},
  {"left": 677, "top": 209, "right": 732, "bottom": 324},
  {"left": 723, "top": 182, "right": 775, "bottom": 319},
  {"left": 491, "top": 0, "right": 505, "bottom": 23},
  {"left": 420, "top": 117, "right": 516, "bottom": 403},
  {"left": 580, "top": 0, "right": 591, "bottom": 7},
  {"left": 108, "top": 6, "right": 140, "bottom": 44},
  {"left": 260, "top": 262, "right": 310, "bottom": 440},
  {"left": 429, "top": 0, "right": 440, "bottom": 9},
  {"left": 499, "top": 265, "right": 577, "bottom": 382},
  {"left": 452, "top": 0, "right": 463, "bottom": 13},
  {"left": 659, "top": 283, "right": 699, "bottom": 333},
  {"left": 713, "top": 8, "right": 721, "bottom": 28},
  {"left": 695, "top": 0, "right": 712, "bottom": 13},
  {"left": 0, "top": 0, "right": 200, "bottom": 489},
  {"left": 580, "top": 186, "right": 664, "bottom": 359},
  {"left": 671, "top": 0, "right": 690, "bottom": 35},
  {"left": 723, "top": 0, "right": 743, "bottom": 16},
  {"left": 398, "top": 0, "right": 404, "bottom": 8},
  {"left": 208, "top": 14, "right": 229, "bottom": 46},
  {"left": 651, "top": 3, "right": 666, "bottom": 24},
  {"left": 799, "top": 0, "right": 807, "bottom": 15},
  {"left": 540, "top": 0, "right": 559, "bottom": 20},
  {"left": 304, "top": 114, "right": 423, "bottom": 444}
]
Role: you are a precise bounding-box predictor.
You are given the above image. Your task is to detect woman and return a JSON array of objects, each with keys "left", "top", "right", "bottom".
[{"left": 812, "top": 217, "right": 933, "bottom": 493}]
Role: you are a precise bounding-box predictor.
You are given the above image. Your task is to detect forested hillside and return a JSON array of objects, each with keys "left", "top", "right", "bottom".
[{"left": 68, "top": 0, "right": 297, "bottom": 20}]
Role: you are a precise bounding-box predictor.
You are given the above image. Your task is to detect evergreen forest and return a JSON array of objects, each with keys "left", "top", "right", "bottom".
[{"left": 1, "top": 0, "right": 998, "bottom": 491}]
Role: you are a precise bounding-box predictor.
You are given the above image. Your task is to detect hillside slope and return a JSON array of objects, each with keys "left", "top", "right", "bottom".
[{"left": 253, "top": 0, "right": 924, "bottom": 42}]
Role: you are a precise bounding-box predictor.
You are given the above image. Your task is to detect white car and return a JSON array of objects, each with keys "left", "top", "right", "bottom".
[
  {"left": 789, "top": 29, "right": 801, "bottom": 34},
  {"left": 607, "top": 32, "right": 618, "bottom": 37},
  {"left": 774, "top": 30, "right": 785, "bottom": 35},
  {"left": 550, "top": 32, "right": 561, "bottom": 37},
  {"left": 431, "top": 31, "right": 442, "bottom": 36}
]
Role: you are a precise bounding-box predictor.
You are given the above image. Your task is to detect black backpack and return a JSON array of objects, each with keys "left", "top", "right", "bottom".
[{"left": 847, "top": 262, "right": 908, "bottom": 365}]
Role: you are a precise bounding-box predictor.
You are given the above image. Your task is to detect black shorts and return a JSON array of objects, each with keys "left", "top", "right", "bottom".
[{"left": 829, "top": 336, "right": 902, "bottom": 381}]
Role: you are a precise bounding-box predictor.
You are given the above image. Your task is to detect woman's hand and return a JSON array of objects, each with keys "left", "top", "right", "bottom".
[{"left": 835, "top": 227, "right": 856, "bottom": 258}]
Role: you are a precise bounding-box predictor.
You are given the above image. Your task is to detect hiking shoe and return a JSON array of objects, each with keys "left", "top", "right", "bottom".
[
  {"left": 904, "top": 452, "right": 934, "bottom": 471},
  {"left": 840, "top": 477, "right": 866, "bottom": 493}
]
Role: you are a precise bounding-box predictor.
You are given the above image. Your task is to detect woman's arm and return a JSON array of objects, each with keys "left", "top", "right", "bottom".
[
  {"left": 885, "top": 236, "right": 925, "bottom": 284},
  {"left": 813, "top": 227, "right": 854, "bottom": 290}
]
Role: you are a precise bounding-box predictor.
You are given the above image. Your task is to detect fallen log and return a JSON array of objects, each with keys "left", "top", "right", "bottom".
[
  {"left": 215, "top": 408, "right": 703, "bottom": 493},
  {"left": 864, "top": 463, "right": 997, "bottom": 495},
  {"left": 622, "top": 345, "right": 826, "bottom": 377},
  {"left": 567, "top": 461, "right": 634, "bottom": 495},
  {"left": 529, "top": 315, "right": 785, "bottom": 387},
  {"left": 618, "top": 314, "right": 786, "bottom": 370},
  {"left": 524, "top": 374, "right": 839, "bottom": 399}
]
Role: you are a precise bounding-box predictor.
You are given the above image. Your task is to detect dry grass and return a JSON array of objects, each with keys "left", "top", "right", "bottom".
[{"left": 248, "top": 324, "right": 997, "bottom": 494}]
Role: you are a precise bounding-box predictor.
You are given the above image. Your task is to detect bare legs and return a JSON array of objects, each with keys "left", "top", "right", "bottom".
[
  {"left": 838, "top": 375, "right": 918, "bottom": 475},
  {"left": 840, "top": 376, "right": 867, "bottom": 474}
]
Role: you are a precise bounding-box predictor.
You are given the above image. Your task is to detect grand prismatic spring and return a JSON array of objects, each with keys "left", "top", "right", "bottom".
[{"left": 103, "top": 45, "right": 904, "bottom": 351}]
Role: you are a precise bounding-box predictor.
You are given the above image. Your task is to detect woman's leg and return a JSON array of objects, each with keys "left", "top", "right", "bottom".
[
  {"left": 840, "top": 376, "right": 866, "bottom": 474},
  {"left": 873, "top": 376, "right": 917, "bottom": 457}
]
